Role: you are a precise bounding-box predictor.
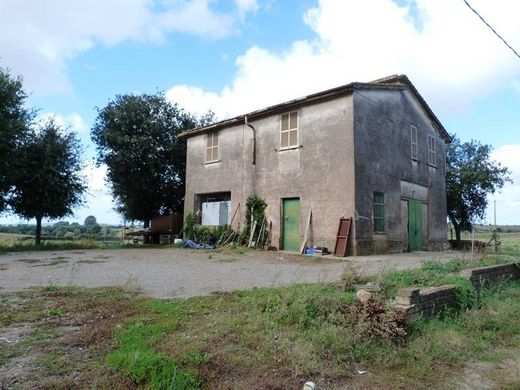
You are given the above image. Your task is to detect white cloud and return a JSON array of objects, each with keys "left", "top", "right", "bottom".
[
  {"left": 0, "top": 0, "right": 257, "bottom": 95},
  {"left": 0, "top": 162, "right": 121, "bottom": 225},
  {"left": 166, "top": 0, "right": 520, "bottom": 118},
  {"left": 73, "top": 162, "right": 121, "bottom": 224},
  {"left": 486, "top": 145, "right": 520, "bottom": 225},
  {"left": 37, "top": 112, "right": 89, "bottom": 133},
  {"left": 235, "top": 0, "right": 259, "bottom": 17}
]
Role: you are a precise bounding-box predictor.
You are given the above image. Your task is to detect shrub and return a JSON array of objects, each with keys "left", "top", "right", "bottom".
[
  {"left": 439, "top": 275, "right": 477, "bottom": 310},
  {"left": 182, "top": 213, "right": 233, "bottom": 245},
  {"left": 340, "top": 268, "right": 370, "bottom": 292},
  {"left": 239, "top": 195, "right": 267, "bottom": 244}
]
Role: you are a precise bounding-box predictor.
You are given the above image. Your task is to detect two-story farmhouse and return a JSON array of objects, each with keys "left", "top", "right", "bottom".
[{"left": 180, "top": 75, "right": 451, "bottom": 255}]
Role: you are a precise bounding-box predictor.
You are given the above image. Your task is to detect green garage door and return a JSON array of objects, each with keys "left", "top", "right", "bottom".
[
  {"left": 408, "top": 199, "right": 423, "bottom": 251},
  {"left": 282, "top": 198, "right": 300, "bottom": 251}
]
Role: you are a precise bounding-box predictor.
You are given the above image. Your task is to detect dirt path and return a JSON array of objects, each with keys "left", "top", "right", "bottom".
[
  {"left": 451, "top": 346, "right": 520, "bottom": 389},
  {"left": 0, "top": 248, "right": 470, "bottom": 298}
]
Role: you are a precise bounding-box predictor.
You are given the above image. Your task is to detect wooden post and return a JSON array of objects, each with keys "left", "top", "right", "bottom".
[
  {"left": 471, "top": 226, "right": 475, "bottom": 259},
  {"left": 257, "top": 217, "right": 267, "bottom": 248},
  {"left": 229, "top": 203, "right": 240, "bottom": 227},
  {"left": 300, "top": 208, "right": 312, "bottom": 254},
  {"left": 248, "top": 220, "right": 257, "bottom": 248}
]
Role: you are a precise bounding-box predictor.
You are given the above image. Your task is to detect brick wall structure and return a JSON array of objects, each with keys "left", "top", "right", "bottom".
[{"left": 393, "top": 262, "right": 520, "bottom": 321}]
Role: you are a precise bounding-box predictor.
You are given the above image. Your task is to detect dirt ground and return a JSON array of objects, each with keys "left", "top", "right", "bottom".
[{"left": 0, "top": 247, "right": 469, "bottom": 298}]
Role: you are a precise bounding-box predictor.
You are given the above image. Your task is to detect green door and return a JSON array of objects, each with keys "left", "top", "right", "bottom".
[
  {"left": 282, "top": 198, "right": 300, "bottom": 251},
  {"left": 408, "top": 199, "right": 423, "bottom": 251}
]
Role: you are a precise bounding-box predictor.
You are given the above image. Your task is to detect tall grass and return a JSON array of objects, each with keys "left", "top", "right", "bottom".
[{"left": 0, "top": 239, "right": 105, "bottom": 254}]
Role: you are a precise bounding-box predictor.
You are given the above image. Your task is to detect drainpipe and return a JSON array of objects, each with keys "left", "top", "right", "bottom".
[{"left": 244, "top": 115, "right": 256, "bottom": 165}]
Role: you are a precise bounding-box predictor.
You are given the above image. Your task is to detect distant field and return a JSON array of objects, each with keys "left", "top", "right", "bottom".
[
  {"left": 459, "top": 231, "right": 520, "bottom": 254},
  {"left": 0, "top": 232, "right": 31, "bottom": 243}
]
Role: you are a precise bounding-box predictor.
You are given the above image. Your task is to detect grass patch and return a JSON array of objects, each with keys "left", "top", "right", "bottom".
[
  {"left": 101, "top": 280, "right": 520, "bottom": 388},
  {"left": 215, "top": 257, "right": 238, "bottom": 263},
  {"left": 0, "top": 240, "right": 105, "bottom": 254},
  {"left": 1, "top": 279, "right": 519, "bottom": 388},
  {"left": 78, "top": 259, "right": 107, "bottom": 264},
  {"left": 15, "top": 258, "right": 41, "bottom": 264},
  {"left": 29, "top": 259, "right": 69, "bottom": 267}
]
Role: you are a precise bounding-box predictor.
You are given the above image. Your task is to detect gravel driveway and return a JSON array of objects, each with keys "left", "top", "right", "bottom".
[{"left": 0, "top": 248, "right": 468, "bottom": 298}]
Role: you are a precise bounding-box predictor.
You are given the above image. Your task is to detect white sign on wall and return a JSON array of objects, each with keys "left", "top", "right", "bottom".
[{"left": 201, "top": 201, "right": 231, "bottom": 225}]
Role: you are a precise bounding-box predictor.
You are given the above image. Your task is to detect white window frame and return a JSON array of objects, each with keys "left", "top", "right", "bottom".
[
  {"left": 428, "top": 135, "right": 437, "bottom": 166},
  {"left": 410, "top": 125, "right": 419, "bottom": 161},
  {"left": 206, "top": 132, "right": 219, "bottom": 162},
  {"left": 280, "top": 111, "right": 299, "bottom": 149}
]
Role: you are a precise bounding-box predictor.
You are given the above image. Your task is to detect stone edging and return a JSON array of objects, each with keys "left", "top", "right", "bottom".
[{"left": 392, "top": 262, "right": 520, "bottom": 321}]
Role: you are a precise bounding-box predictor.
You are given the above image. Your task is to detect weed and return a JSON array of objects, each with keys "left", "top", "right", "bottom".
[
  {"left": 42, "top": 283, "right": 61, "bottom": 292},
  {"left": 37, "top": 351, "right": 74, "bottom": 376},
  {"left": 107, "top": 322, "right": 202, "bottom": 389},
  {"left": 48, "top": 303, "right": 66, "bottom": 316},
  {"left": 340, "top": 267, "right": 370, "bottom": 292}
]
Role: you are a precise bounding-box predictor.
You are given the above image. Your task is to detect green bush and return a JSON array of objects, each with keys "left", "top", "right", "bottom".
[
  {"left": 182, "top": 213, "right": 233, "bottom": 244},
  {"left": 239, "top": 195, "right": 267, "bottom": 244}
]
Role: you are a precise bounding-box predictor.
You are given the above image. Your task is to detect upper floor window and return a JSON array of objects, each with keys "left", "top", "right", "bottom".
[
  {"left": 428, "top": 135, "right": 436, "bottom": 166},
  {"left": 280, "top": 111, "right": 298, "bottom": 148},
  {"left": 410, "top": 125, "right": 418, "bottom": 161},
  {"left": 206, "top": 132, "right": 219, "bottom": 162},
  {"left": 373, "top": 191, "right": 385, "bottom": 233}
]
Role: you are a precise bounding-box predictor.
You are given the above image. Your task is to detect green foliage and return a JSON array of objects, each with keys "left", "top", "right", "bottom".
[
  {"left": 0, "top": 220, "right": 122, "bottom": 242},
  {"left": 446, "top": 136, "right": 511, "bottom": 244},
  {"left": 91, "top": 93, "right": 214, "bottom": 225},
  {"left": 240, "top": 195, "right": 267, "bottom": 243},
  {"left": 84, "top": 215, "right": 97, "bottom": 226},
  {"left": 340, "top": 267, "right": 371, "bottom": 292},
  {"left": 0, "top": 67, "right": 33, "bottom": 213},
  {"left": 41, "top": 283, "right": 61, "bottom": 292},
  {"left": 438, "top": 275, "right": 477, "bottom": 310},
  {"left": 107, "top": 300, "right": 202, "bottom": 389},
  {"left": 183, "top": 212, "right": 233, "bottom": 244},
  {"left": 421, "top": 260, "right": 462, "bottom": 274},
  {"left": 0, "top": 239, "right": 104, "bottom": 254},
  {"left": 9, "top": 118, "right": 86, "bottom": 244},
  {"left": 381, "top": 260, "right": 478, "bottom": 311},
  {"left": 183, "top": 213, "right": 196, "bottom": 240}
]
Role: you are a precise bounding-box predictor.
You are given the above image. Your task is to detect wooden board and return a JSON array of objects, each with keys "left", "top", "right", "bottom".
[
  {"left": 299, "top": 208, "right": 312, "bottom": 254},
  {"left": 333, "top": 218, "right": 351, "bottom": 257}
]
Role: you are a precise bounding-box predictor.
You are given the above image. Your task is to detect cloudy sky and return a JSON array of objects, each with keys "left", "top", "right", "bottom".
[{"left": 0, "top": 0, "right": 519, "bottom": 225}]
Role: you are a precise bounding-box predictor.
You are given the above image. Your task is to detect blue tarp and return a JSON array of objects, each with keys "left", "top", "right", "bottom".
[{"left": 182, "top": 239, "right": 215, "bottom": 250}]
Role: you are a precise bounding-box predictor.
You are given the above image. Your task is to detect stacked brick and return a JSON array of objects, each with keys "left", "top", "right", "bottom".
[
  {"left": 394, "top": 285, "right": 457, "bottom": 321},
  {"left": 393, "top": 262, "right": 519, "bottom": 321},
  {"left": 464, "top": 263, "right": 520, "bottom": 290}
]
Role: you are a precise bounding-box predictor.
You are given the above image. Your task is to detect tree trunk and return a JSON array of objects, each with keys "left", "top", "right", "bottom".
[
  {"left": 453, "top": 222, "right": 462, "bottom": 249},
  {"left": 35, "top": 215, "right": 42, "bottom": 246},
  {"left": 143, "top": 219, "right": 150, "bottom": 244}
]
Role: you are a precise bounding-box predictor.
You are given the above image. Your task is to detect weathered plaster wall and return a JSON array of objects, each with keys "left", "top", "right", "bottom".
[
  {"left": 184, "top": 95, "right": 356, "bottom": 251},
  {"left": 353, "top": 89, "right": 448, "bottom": 254}
]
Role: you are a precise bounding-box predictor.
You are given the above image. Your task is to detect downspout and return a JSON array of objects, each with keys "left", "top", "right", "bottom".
[{"left": 244, "top": 115, "right": 256, "bottom": 165}]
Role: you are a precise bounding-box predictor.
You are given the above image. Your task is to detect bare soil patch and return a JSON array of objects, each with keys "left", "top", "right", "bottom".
[{"left": 0, "top": 287, "right": 140, "bottom": 389}]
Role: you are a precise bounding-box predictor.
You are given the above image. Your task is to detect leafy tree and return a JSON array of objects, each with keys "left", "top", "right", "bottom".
[
  {"left": 9, "top": 118, "right": 86, "bottom": 244},
  {"left": 446, "top": 136, "right": 511, "bottom": 246},
  {"left": 86, "top": 223, "right": 101, "bottom": 235},
  {"left": 91, "top": 92, "right": 213, "bottom": 227},
  {"left": 84, "top": 215, "right": 97, "bottom": 226},
  {"left": 0, "top": 67, "right": 33, "bottom": 212}
]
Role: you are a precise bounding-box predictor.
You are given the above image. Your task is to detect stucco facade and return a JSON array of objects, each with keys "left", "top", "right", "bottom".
[{"left": 182, "top": 75, "right": 450, "bottom": 255}]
